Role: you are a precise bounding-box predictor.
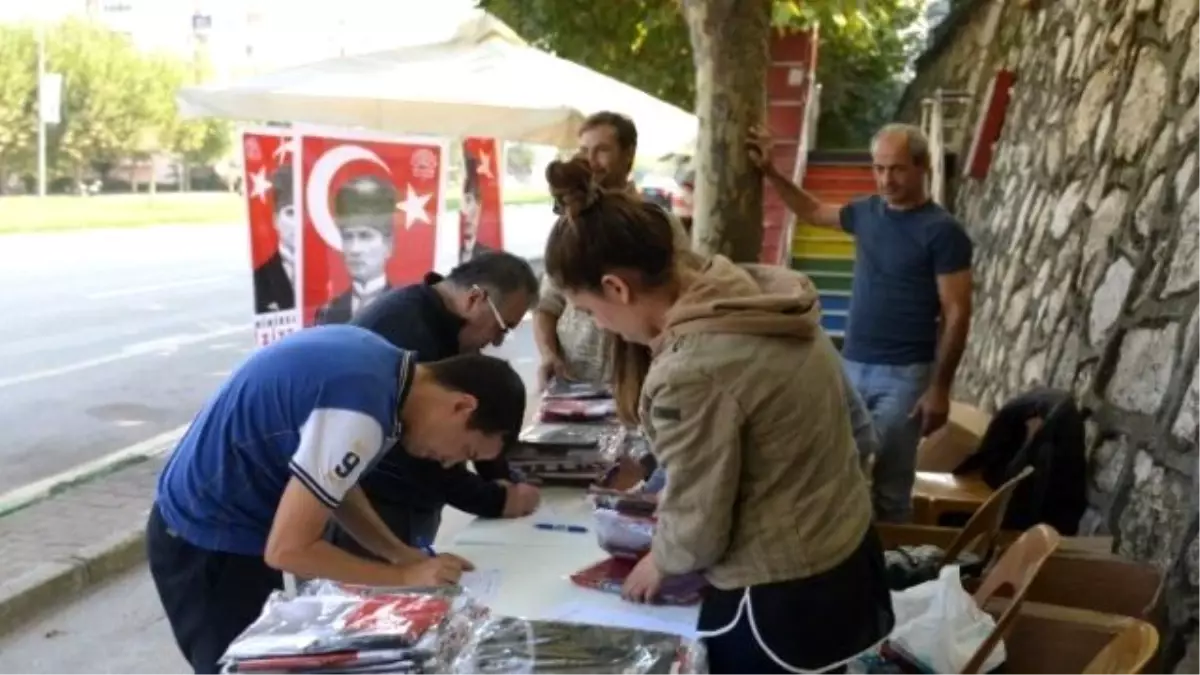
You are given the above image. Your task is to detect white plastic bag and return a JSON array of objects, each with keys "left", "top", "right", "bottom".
[{"left": 887, "top": 565, "right": 1005, "bottom": 673}]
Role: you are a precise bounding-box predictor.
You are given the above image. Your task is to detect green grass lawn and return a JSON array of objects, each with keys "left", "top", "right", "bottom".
[{"left": 0, "top": 188, "right": 551, "bottom": 235}]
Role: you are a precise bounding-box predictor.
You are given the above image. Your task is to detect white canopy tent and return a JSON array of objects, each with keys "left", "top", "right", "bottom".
[{"left": 177, "top": 12, "right": 697, "bottom": 157}]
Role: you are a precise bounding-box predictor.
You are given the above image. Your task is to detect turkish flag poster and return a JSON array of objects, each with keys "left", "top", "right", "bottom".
[
  {"left": 299, "top": 133, "right": 445, "bottom": 327},
  {"left": 459, "top": 137, "right": 504, "bottom": 263},
  {"left": 242, "top": 129, "right": 302, "bottom": 347}
]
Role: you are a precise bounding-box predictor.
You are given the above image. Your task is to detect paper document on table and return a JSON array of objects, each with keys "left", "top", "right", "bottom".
[
  {"left": 458, "top": 568, "right": 503, "bottom": 605},
  {"left": 453, "top": 498, "right": 593, "bottom": 547},
  {"left": 453, "top": 518, "right": 588, "bottom": 546},
  {"left": 546, "top": 601, "right": 698, "bottom": 639}
]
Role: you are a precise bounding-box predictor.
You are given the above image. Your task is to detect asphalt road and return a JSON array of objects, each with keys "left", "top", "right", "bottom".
[{"left": 0, "top": 204, "right": 556, "bottom": 496}]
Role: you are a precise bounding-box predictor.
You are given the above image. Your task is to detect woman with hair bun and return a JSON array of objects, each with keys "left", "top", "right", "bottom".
[{"left": 543, "top": 156, "right": 894, "bottom": 674}]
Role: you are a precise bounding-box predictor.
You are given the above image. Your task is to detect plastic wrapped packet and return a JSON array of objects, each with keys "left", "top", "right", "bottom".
[
  {"left": 539, "top": 397, "right": 617, "bottom": 422},
  {"left": 220, "top": 585, "right": 489, "bottom": 674},
  {"left": 569, "top": 557, "right": 706, "bottom": 606},
  {"left": 517, "top": 421, "right": 613, "bottom": 450},
  {"left": 593, "top": 506, "right": 655, "bottom": 559},
  {"left": 295, "top": 579, "right": 464, "bottom": 600},
  {"left": 544, "top": 378, "right": 612, "bottom": 400},
  {"left": 595, "top": 426, "right": 630, "bottom": 464},
  {"left": 589, "top": 492, "right": 657, "bottom": 519},
  {"left": 449, "top": 616, "right": 709, "bottom": 674}
]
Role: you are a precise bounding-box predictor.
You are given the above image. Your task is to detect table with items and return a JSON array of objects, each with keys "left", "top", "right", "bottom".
[
  {"left": 220, "top": 381, "right": 708, "bottom": 674},
  {"left": 219, "top": 379, "right": 1162, "bottom": 674}
]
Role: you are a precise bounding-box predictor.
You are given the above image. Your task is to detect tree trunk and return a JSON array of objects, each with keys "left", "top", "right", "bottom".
[{"left": 680, "top": 0, "right": 771, "bottom": 263}]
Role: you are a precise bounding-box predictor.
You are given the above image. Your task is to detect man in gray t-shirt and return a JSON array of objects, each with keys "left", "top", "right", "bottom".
[{"left": 534, "top": 110, "right": 692, "bottom": 389}]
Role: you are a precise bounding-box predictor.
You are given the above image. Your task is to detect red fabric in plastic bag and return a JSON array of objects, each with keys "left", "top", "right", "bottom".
[
  {"left": 341, "top": 595, "right": 451, "bottom": 643},
  {"left": 570, "top": 557, "right": 706, "bottom": 606}
]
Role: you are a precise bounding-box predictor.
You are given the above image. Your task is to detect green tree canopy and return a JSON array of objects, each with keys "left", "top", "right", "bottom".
[
  {"left": 476, "top": 0, "right": 924, "bottom": 150},
  {"left": 46, "top": 19, "right": 160, "bottom": 178},
  {"left": 0, "top": 19, "right": 231, "bottom": 189},
  {"left": 0, "top": 25, "right": 38, "bottom": 182}
]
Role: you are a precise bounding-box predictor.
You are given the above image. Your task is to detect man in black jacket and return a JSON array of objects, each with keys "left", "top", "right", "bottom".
[{"left": 327, "top": 251, "right": 543, "bottom": 556}]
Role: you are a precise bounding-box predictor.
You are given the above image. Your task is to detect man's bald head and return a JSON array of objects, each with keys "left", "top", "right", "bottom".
[{"left": 870, "top": 123, "right": 930, "bottom": 209}]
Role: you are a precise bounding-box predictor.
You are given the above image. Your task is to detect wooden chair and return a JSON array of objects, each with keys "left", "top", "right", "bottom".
[
  {"left": 1082, "top": 620, "right": 1160, "bottom": 674},
  {"left": 997, "top": 601, "right": 1160, "bottom": 673},
  {"left": 962, "top": 523, "right": 1062, "bottom": 674},
  {"left": 940, "top": 465, "right": 1034, "bottom": 567},
  {"left": 912, "top": 471, "right": 995, "bottom": 525}
]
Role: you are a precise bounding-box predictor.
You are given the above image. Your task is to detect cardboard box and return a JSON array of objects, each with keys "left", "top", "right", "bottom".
[{"left": 916, "top": 402, "right": 991, "bottom": 472}]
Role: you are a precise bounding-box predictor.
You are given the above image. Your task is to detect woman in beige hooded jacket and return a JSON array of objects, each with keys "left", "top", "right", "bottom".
[{"left": 543, "top": 157, "right": 894, "bottom": 674}]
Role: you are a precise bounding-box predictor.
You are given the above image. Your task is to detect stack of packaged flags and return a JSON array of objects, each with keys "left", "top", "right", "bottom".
[
  {"left": 451, "top": 615, "right": 708, "bottom": 673},
  {"left": 510, "top": 379, "right": 622, "bottom": 484},
  {"left": 219, "top": 583, "right": 486, "bottom": 674},
  {"left": 222, "top": 579, "right": 710, "bottom": 674},
  {"left": 566, "top": 494, "right": 707, "bottom": 607}
]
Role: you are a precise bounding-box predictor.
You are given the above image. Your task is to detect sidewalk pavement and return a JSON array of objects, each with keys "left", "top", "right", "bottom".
[{"left": 0, "top": 456, "right": 164, "bottom": 638}]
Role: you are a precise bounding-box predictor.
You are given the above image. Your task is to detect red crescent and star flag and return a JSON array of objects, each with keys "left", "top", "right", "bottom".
[
  {"left": 299, "top": 134, "right": 444, "bottom": 327},
  {"left": 459, "top": 137, "right": 504, "bottom": 262},
  {"left": 242, "top": 130, "right": 302, "bottom": 347}
]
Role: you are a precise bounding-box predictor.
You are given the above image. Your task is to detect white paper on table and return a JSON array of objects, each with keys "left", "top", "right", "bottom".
[
  {"left": 452, "top": 520, "right": 594, "bottom": 546},
  {"left": 458, "top": 568, "right": 503, "bottom": 606},
  {"left": 545, "top": 601, "right": 699, "bottom": 639},
  {"left": 452, "top": 499, "right": 595, "bottom": 547}
]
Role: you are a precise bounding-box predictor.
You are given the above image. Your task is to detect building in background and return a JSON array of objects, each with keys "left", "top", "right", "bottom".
[{"left": 0, "top": 0, "right": 479, "bottom": 83}]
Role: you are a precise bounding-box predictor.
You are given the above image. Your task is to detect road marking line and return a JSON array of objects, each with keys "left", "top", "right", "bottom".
[
  {"left": 0, "top": 324, "right": 250, "bottom": 390},
  {"left": 0, "top": 425, "right": 186, "bottom": 517},
  {"left": 86, "top": 275, "right": 237, "bottom": 300}
]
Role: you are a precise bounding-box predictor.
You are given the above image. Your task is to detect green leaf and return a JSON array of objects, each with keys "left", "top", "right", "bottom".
[{"left": 476, "top": 0, "right": 925, "bottom": 148}]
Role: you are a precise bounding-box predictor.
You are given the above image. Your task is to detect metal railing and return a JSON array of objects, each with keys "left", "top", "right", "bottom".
[
  {"left": 921, "top": 89, "right": 947, "bottom": 206},
  {"left": 920, "top": 88, "right": 973, "bottom": 207}
]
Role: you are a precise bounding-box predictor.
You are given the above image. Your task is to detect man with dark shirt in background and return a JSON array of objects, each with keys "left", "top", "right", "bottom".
[
  {"left": 326, "top": 252, "right": 543, "bottom": 556},
  {"left": 749, "top": 123, "right": 974, "bottom": 523}
]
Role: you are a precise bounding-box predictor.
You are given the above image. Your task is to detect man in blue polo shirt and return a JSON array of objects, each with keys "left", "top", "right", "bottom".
[
  {"left": 146, "top": 324, "right": 526, "bottom": 674},
  {"left": 749, "top": 123, "right": 974, "bottom": 523}
]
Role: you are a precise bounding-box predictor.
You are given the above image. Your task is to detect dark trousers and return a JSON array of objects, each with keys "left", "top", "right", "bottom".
[
  {"left": 146, "top": 506, "right": 282, "bottom": 674},
  {"left": 697, "top": 529, "right": 895, "bottom": 674},
  {"left": 325, "top": 502, "right": 441, "bottom": 560}
]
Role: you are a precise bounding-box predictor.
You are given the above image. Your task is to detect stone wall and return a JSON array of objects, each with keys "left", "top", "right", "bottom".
[{"left": 900, "top": 0, "right": 1199, "bottom": 668}]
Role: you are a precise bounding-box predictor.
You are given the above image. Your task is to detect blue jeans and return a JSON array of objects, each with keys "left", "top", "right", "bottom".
[{"left": 842, "top": 359, "right": 933, "bottom": 523}]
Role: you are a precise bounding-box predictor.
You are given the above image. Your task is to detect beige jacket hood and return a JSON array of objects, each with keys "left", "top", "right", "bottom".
[{"left": 651, "top": 255, "right": 822, "bottom": 355}]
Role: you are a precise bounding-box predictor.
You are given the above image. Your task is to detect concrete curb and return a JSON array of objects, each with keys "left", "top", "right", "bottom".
[
  {"left": 0, "top": 427, "right": 181, "bottom": 518},
  {"left": 0, "top": 518, "right": 149, "bottom": 638}
]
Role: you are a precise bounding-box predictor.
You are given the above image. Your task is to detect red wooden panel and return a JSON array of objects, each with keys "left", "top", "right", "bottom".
[
  {"left": 766, "top": 65, "right": 811, "bottom": 100},
  {"left": 766, "top": 104, "right": 804, "bottom": 143},
  {"left": 761, "top": 26, "right": 819, "bottom": 265},
  {"left": 769, "top": 28, "right": 816, "bottom": 64},
  {"left": 965, "top": 69, "right": 1017, "bottom": 180}
]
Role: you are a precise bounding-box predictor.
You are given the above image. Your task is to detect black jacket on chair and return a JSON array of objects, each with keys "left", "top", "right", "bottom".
[{"left": 954, "top": 388, "right": 1088, "bottom": 535}]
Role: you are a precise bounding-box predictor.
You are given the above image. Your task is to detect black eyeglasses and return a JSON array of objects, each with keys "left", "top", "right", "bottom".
[{"left": 473, "top": 285, "right": 514, "bottom": 333}]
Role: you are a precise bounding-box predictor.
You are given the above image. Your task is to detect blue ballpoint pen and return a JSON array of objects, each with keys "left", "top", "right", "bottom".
[
  {"left": 534, "top": 522, "right": 588, "bottom": 534},
  {"left": 415, "top": 537, "right": 437, "bottom": 557}
]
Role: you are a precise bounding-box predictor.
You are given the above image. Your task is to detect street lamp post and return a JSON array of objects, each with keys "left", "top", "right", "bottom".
[{"left": 36, "top": 21, "right": 47, "bottom": 198}]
